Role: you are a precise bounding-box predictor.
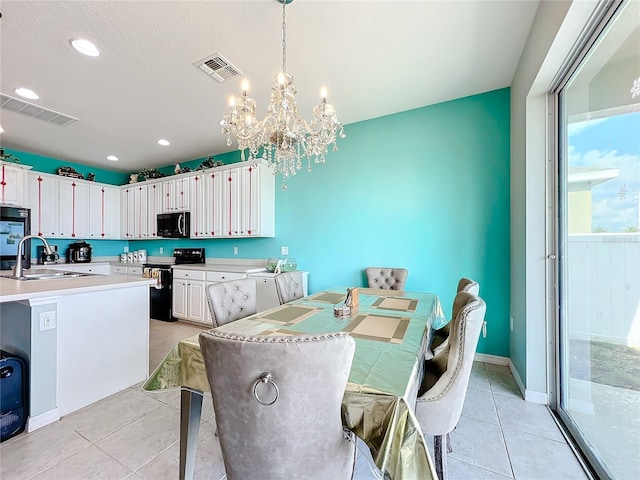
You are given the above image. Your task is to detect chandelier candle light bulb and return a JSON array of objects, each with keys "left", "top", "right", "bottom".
[{"left": 220, "top": 0, "right": 344, "bottom": 189}]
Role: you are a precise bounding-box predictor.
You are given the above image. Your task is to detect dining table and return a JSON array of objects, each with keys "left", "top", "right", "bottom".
[{"left": 144, "top": 287, "right": 446, "bottom": 480}]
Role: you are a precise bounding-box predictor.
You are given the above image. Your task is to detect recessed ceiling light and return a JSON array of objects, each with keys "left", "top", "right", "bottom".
[
  {"left": 14, "top": 87, "right": 39, "bottom": 100},
  {"left": 157, "top": 139, "right": 170, "bottom": 146},
  {"left": 106, "top": 155, "right": 119, "bottom": 162},
  {"left": 70, "top": 38, "right": 100, "bottom": 57}
]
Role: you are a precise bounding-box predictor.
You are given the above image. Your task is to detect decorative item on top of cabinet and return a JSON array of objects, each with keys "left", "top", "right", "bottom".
[{"left": 56, "top": 166, "right": 84, "bottom": 179}]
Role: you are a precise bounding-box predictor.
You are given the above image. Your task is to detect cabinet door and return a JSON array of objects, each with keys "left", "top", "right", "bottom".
[
  {"left": 173, "top": 279, "right": 188, "bottom": 319},
  {"left": 0, "top": 163, "right": 27, "bottom": 206},
  {"left": 187, "top": 280, "right": 205, "bottom": 322},
  {"left": 147, "top": 183, "right": 162, "bottom": 238},
  {"left": 175, "top": 177, "right": 190, "bottom": 212},
  {"left": 161, "top": 180, "right": 175, "bottom": 212},
  {"left": 59, "top": 179, "right": 89, "bottom": 238},
  {"left": 134, "top": 184, "right": 149, "bottom": 238},
  {"left": 162, "top": 178, "right": 190, "bottom": 212},
  {"left": 189, "top": 174, "right": 206, "bottom": 238},
  {"left": 222, "top": 168, "right": 240, "bottom": 237},
  {"left": 255, "top": 277, "right": 280, "bottom": 312},
  {"left": 240, "top": 163, "right": 260, "bottom": 236},
  {"left": 89, "top": 185, "right": 120, "bottom": 239},
  {"left": 121, "top": 187, "right": 136, "bottom": 239},
  {"left": 104, "top": 186, "right": 121, "bottom": 238},
  {"left": 28, "top": 172, "right": 60, "bottom": 237},
  {"left": 204, "top": 171, "right": 223, "bottom": 238}
]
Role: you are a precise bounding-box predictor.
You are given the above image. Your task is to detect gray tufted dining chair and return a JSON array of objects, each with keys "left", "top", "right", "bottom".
[
  {"left": 365, "top": 267, "right": 408, "bottom": 290},
  {"left": 429, "top": 278, "right": 480, "bottom": 358},
  {"left": 198, "top": 330, "right": 357, "bottom": 480},
  {"left": 415, "top": 291, "right": 486, "bottom": 480},
  {"left": 274, "top": 271, "right": 304, "bottom": 304},
  {"left": 205, "top": 278, "right": 257, "bottom": 327}
]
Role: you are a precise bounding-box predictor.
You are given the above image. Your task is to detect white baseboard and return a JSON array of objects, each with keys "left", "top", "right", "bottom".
[
  {"left": 508, "top": 359, "right": 548, "bottom": 404},
  {"left": 27, "top": 409, "right": 60, "bottom": 432},
  {"left": 474, "top": 354, "right": 549, "bottom": 404},
  {"left": 474, "top": 353, "right": 509, "bottom": 366}
]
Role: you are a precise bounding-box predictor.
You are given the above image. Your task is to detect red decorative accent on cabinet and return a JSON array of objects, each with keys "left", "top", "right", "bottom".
[
  {"left": 228, "top": 175, "right": 232, "bottom": 235},
  {"left": 138, "top": 186, "right": 143, "bottom": 237},
  {"left": 1, "top": 165, "right": 5, "bottom": 203},
  {"left": 247, "top": 167, "right": 253, "bottom": 235},
  {"left": 37, "top": 176, "right": 43, "bottom": 235},
  {"left": 101, "top": 187, "right": 105, "bottom": 237},
  {"left": 194, "top": 176, "right": 199, "bottom": 236},
  {"left": 71, "top": 182, "right": 76, "bottom": 237}
]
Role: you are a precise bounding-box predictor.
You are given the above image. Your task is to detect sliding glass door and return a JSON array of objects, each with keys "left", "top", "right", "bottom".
[{"left": 555, "top": 1, "right": 639, "bottom": 478}]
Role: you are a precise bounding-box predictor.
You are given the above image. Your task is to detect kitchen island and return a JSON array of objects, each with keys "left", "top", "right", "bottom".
[{"left": 0, "top": 273, "right": 155, "bottom": 431}]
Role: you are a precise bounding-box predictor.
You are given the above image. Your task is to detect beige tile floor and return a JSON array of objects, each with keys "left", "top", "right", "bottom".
[{"left": 0, "top": 320, "right": 591, "bottom": 480}]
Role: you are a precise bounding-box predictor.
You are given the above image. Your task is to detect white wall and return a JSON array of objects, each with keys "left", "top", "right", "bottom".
[{"left": 510, "top": 0, "right": 599, "bottom": 401}]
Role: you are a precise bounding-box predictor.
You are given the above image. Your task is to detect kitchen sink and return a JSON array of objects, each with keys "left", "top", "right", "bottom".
[{"left": 1, "top": 269, "right": 96, "bottom": 281}]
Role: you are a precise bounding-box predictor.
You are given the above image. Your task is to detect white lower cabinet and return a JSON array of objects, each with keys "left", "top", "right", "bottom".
[
  {"left": 172, "top": 269, "right": 207, "bottom": 324},
  {"left": 111, "top": 265, "right": 143, "bottom": 276},
  {"left": 173, "top": 268, "right": 248, "bottom": 325},
  {"left": 249, "top": 272, "right": 309, "bottom": 312}
]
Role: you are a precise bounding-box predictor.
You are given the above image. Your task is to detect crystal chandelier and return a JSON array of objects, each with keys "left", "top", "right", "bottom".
[{"left": 220, "top": 0, "right": 345, "bottom": 188}]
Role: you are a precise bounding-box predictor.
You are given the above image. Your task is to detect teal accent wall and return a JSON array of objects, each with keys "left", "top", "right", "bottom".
[{"left": 133, "top": 88, "right": 511, "bottom": 357}]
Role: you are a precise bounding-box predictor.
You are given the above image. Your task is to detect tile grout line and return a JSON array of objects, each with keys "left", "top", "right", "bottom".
[{"left": 486, "top": 363, "right": 518, "bottom": 480}]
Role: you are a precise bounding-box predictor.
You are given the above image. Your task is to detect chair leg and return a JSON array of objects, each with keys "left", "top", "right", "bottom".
[
  {"left": 434, "top": 435, "right": 448, "bottom": 480},
  {"left": 446, "top": 432, "right": 453, "bottom": 453}
]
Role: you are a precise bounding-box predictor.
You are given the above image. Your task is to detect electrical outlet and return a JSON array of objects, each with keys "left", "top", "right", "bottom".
[
  {"left": 39, "top": 311, "right": 56, "bottom": 331},
  {"left": 124, "top": 246, "right": 129, "bottom": 253},
  {"left": 159, "top": 247, "right": 164, "bottom": 254},
  {"left": 510, "top": 316, "right": 514, "bottom": 332},
  {"left": 280, "top": 246, "right": 288, "bottom": 256},
  {"left": 233, "top": 246, "right": 239, "bottom": 255}
]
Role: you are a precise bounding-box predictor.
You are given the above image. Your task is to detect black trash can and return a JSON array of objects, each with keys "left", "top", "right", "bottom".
[{"left": 0, "top": 350, "right": 27, "bottom": 442}]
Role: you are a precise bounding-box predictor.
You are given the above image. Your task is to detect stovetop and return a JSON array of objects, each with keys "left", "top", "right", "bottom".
[{"left": 173, "top": 247, "right": 205, "bottom": 265}]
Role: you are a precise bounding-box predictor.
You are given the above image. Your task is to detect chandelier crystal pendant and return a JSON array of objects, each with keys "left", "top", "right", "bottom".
[{"left": 220, "top": 0, "right": 345, "bottom": 188}]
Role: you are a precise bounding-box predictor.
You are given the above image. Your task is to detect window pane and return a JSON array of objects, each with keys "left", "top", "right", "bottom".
[{"left": 559, "top": 2, "right": 640, "bottom": 478}]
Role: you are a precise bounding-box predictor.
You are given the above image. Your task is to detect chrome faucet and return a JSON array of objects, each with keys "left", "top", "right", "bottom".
[{"left": 13, "top": 235, "right": 54, "bottom": 279}]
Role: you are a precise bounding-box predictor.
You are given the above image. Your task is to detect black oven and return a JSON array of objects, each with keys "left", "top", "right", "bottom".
[
  {"left": 157, "top": 212, "right": 190, "bottom": 238},
  {"left": 0, "top": 206, "right": 31, "bottom": 271}
]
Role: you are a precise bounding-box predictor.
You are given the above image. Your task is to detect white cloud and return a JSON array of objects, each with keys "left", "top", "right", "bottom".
[
  {"left": 567, "top": 117, "right": 609, "bottom": 136},
  {"left": 569, "top": 148, "right": 640, "bottom": 232}
]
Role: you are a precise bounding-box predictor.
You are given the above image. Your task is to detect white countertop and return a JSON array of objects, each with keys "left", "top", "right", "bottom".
[
  {"left": 0, "top": 273, "right": 155, "bottom": 303},
  {"left": 171, "top": 263, "right": 267, "bottom": 274}
]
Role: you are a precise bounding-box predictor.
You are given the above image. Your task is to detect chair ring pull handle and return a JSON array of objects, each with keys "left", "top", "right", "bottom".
[{"left": 253, "top": 372, "right": 279, "bottom": 406}]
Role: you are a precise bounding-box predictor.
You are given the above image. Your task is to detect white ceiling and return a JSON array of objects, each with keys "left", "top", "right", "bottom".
[{"left": 0, "top": 0, "right": 540, "bottom": 173}]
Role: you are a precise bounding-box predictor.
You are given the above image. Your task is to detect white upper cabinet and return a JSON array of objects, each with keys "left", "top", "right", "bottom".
[
  {"left": 222, "top": 167, "right": 241, "bottom": 237},
  {"left": 239, "top": 162, "right": 275, "bottom": 237},
  {"left": 28, "top": 172, "right": 60, "bottom": 237},
  {"left": 0, "top": 161, "right": 30, "bottom": 207},
  {"left": 147, "top": 183, "right": 162, "bottom": 238},
  {"left": 58, "top": 178, "right": 90, "bottom": 239},
  {"left": 27, "top": 171, "right": 119, "bottom": 240},
  {"left": 88, "top": 184, "right": 120, "bottom": 239},
  {"left": 161, "top": 177, "right": 189, "bottom": 213},
  {"left": 121, "top": 185, "right": 136, "bottom": 239}
]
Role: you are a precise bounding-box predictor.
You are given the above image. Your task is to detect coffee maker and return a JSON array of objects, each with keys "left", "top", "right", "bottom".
[{"left": 37, "top": 245, "right": 59, "bottom": 265}]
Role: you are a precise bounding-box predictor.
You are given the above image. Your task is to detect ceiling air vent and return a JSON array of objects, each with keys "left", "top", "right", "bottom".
[
  {"left": 194, "top": 53, "right": 242, "bottom": 83},
  {"left": 0, "top": 93, "right": 78, "bottom": 126}
]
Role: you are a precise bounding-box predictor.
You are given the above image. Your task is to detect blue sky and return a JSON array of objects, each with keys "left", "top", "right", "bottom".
[{"left": 568, "top": 111, "right": 640, "bottom": 232}]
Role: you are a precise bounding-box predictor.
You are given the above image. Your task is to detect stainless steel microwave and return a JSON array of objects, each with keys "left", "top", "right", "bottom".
[{"left": 157, "top": 212, "right": 190, "bottom": 238}]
